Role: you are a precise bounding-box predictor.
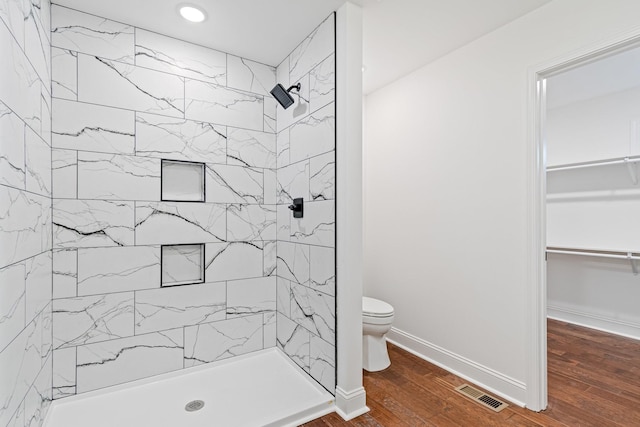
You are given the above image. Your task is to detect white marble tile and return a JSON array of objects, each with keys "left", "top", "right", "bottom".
[
  {"left": 0, "top": 187, "right": 51, "bottom": 268},
  {"left": 264, "top": 97, "right": 276, "bottom": 133},
  {"left": 161, "top": 244, "right": 203, "bottom": 286},
  {"left": 77, "top": 152, "right": 161, "bottom": 201},
  {"left": 289, "top": 102, "right": 335, "bottom": 164},
  {"left": 276, "top": 128, "right": 290, "bottom": 169},
  {"left": 227, "top": 204, "right": 276, "bottom": 241},
  {"left": 0, "top": 21, "right": 42, "bottom": 134},
  {"left": 309, "top": 151, "right": 335, "bottom": 201},
  {"left": 78, "top": 246, "right": 160, "bottom": 296},
  {"left": 264, "top": 169, "right": 277, "bottom": 205},
  {"left": 290, "top": 199, "right": 335, "bottom": 247},
  {"left": 135, "top": 282, "right": 225, "bottom": 334},
  {"left": 185, "top": 80, "right": 263, "bottom": 131},
  {"left": 276, "top": 74, "right": 310, "bottom": 133},
  {"left": 6, "top": 400, "right": 24, "bottom": 427},
  {"left": 227, "top": 128, "right": 276, "bottom": 169},
  {"left": 309, "top": 54, "right": 335, "bottom": 112},
  {"left": 227, "top": 55, "right": 275, "bottom": 97},
  {"left": 51, "top": 5, "right": 134, "bottom": 63},
  {"left": 276, "top": 277, "right": 291, "bottom": 317},
  {"left": 276, "top": 204, "right": 291, "bottom": 241},
  {"left": 206, "top": 164, "right": 263, "bottom": 204},
  {"left": 226, "top": 276, "right": 276, "bottom": 318},
  {"left": 23, "top": 352, "right": 52, "bottom": 426},
  {"left": 263, "top": 240, "right": 277, "bottom": 277},
  {"left": 309, "top": 246, "right": 335, "bottom": 297},
  {"left": 76, "top": 329, "right": 183, "bottom": 393},
  {"left": 289, "top": 15, "right": 334, "bottom": 84},
  {"left": 52, "top": 293, "right": 134, "bottom": 349},
  {"left": 52, "top": 47, "right": 77, "bottom": 100},
  {"left": 310, "top": 335, "right": 335, "bottom": 392},
  {"left": 78, "top": 54, "right": 184, "bottom": 118},
  {"left": 25, "top": 251, "right": 52, "bottom": 324},
  {"left": 204, "top": 242, "right": 264, "bottom": 282},
  {"left": 41, "top": 88, "right": 51, "bottom": 146},
  {"left": 277, "top": 160, "right": 309, "bottom": 204},
  {"left": 276, "top": 312, "right": 309, "bottom": 372},
  {"left": 0, "top": 308, "right": 48, "bottom": 427},
  {"left": 0, "top": 0, "right": 27, "bottom": 49},
  {"left": 25, "top": 0, "right": 51, "bottom": 85},
  {"left": 35, "top": 0, "right": 51, "bottom": 39},
  {"left": 0, "top": 101, "right": 26, "bottom": 190},
  {"left": 52, "top": 149, "right": 77, "bottom": 199},
  {"left": 135, "top": 202, "right": 226, "bottom": 245},
  {"left": 52, "top": 249, "right": 76, "bottom": 299},
  {"left": 136, "top": 113, "right": 226, "bottom": 164},
  {"left": 291, "top": 283, "right": 335, "bottom": 343},
  {"left": 52, "top": 98, "right": 135, "bottom": 154},
  {"left": 135, "top": 29, "right": 226, "bottom": 85},
  {"left": 53, "top": 199, "right": 134, "bottom": 248},
  {"left": 264, "top": 311, "right": 276, "bottom": 348},
  {"left": 25, "top": 126, "right": 51, "bottom": 197},
  {"left": 53, "top": 347, "right": 76, "bottom": 399},
  {"left": 161, "top": 160, "right": 204, "bottom": 202},
  {"left": 41, "top": 301, "right": 52, "bottom": 365},
  {"left": 276, "top": 241, "right": 309, "bottom": 285},
  {"left": 0, "top": 262, "right": 25, "bottom": 352},
  {"left": 184, "top": 315, "right": 263, "bottom": 367}
]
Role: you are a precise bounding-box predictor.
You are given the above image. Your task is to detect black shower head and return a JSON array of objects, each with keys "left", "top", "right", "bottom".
[{"left": 270, "top": 83, "right": 301, "bottom": 109}]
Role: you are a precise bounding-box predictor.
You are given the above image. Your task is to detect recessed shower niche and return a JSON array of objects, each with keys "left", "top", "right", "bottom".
[
  {"left": 161, "top": 159, "right": 205, "bottom": 202},
  {"left": 161, "top": 244, "right": 205, "bottom": 287}
]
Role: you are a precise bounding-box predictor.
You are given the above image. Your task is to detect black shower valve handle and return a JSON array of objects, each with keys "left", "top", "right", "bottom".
[{"left": 288, "top": 198, "right": 304, "bottom": 218}]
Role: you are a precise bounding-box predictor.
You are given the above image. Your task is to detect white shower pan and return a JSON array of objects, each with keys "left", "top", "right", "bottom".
[{"left": 43, "top": 348, "right": 335, "bottom": 427}]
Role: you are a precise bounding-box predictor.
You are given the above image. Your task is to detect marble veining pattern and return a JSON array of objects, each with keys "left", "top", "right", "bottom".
[
  {"left": 226, "top": 277, "right": 276, "bottom": 318},
  {"left": 290, "top": 283, "right": 335, "bottom": 343},
  {"left": 227, "top": 128, "right": 276, "bottom": 169},
  {"left": 276, "top": 241, "right": 310, "bottom": 285},
  {"left": 52, "top": 249, "right": 76, "bottom": 299},
  {"left": 0, "top": 101, "right": 26, "bottom": 190},
  {"left": 52, "top": 149, "right": 77, "bottom": 199},
  {"left": 51, "top": 48, "right": 77, "bottom": 100},
  {"left": 52, "top": 347, "right": 76, "bottom": 399},
  {"left": 227, "top": 55, "right": 276, "bottom": 97},
  {"left": 227, "top": 204, "right": 276, "bottom": 242},
  {"left": 276, "top": 312, "right": 310, "bottom": 372},
  {"left": 310, "top": 335, "right": 335, "bottom": 392},
  {"left": 204, "top": 241, "right": 264, "bottom": 282},
  {"left": 206, "top": 164, "right": 264, "bottom": 204}
]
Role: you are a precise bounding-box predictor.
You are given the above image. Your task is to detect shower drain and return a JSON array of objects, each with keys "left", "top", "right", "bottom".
[{"left": 185, "top": 400, "right": 205, "bottom": 412}]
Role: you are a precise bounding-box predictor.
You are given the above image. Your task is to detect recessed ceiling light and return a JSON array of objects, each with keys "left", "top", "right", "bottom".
[{"left": 178, "top": 4, "right": 207, "bottom": 23}]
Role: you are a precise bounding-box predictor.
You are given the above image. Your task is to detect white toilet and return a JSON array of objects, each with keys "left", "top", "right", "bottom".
[{"left": 362, "top": 296, "right": 395, "bottom": 372}]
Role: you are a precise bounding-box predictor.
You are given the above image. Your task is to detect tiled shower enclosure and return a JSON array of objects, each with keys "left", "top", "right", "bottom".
[{"left": 1, "top": 1, "right": 336, "bottom": 425}]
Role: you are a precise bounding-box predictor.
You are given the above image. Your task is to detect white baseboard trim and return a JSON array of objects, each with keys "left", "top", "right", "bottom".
[
  {"left": 335, "top": 386, "right": 369, "bottom": 421},
  {"left": 386, "top": 327, "right": 527, "bottom": 407},
  {"left": 548, "top": 305, "right": 640, "bottom": 341}
]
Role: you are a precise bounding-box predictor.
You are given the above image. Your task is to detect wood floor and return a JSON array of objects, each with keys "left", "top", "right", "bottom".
[{"left": 304, "top": 319, "right": 640, "bottom": 426}]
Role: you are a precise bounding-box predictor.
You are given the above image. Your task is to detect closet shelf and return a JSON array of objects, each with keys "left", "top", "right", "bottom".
[
  {"left": 546, "top": 246, "right": 640, "bottom": 275},
  {"left": 547, "top": 155, "right": 640, "bottom": 184}
]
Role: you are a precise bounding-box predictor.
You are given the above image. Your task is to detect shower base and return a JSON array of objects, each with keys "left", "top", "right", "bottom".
[{"left": 43, "top": 348, "right": 335, "bottom": 427}]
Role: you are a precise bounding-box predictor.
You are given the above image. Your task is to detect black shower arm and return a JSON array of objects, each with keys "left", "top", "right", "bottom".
[{"left": 286, "top": 83, "right": 301, "bottom": 93}]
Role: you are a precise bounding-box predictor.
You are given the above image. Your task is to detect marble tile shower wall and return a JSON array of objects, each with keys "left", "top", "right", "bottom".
[
  {"left": 48, "top": 4, "right": 284, "bottom": 399},
  {"left": 0, "top": 0, "right": 54, "bottom": 426},
  {"left": 274, "top": 15, "right": 337, "bottom": 394}
]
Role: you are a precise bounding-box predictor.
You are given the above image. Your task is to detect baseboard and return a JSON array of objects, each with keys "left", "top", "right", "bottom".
[
  {"left": 335, "top": 386, "right": 369, "bottom": 421},
  {"left": 386, "top": 327, "right": 527, "bottom": 407},
  {"left": 548, "top": 305, "right": 640, "bottom": 341}
]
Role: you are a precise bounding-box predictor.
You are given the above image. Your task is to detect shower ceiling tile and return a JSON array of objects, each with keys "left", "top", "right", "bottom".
[
  {"left": 135, "top": 29, "right": 227, "bottom": 85},
  {"left": 184, "top": 315, "right": 263, "bottom": 367},
  {"left": 76, "top": 329, "right": 183, "bottom": 393},
  {"left": 134, "top": 282, "right": 226, "bottom": 334},
  {"left": 52, "top": 5, "right": 135, "bottom": 64},
  {"left": 227, "top": 55, "right": 276, "bottom": 98},
  {"left": 134, "top": 202, "right": 226, "bottom": 245},
  {"left": 135, "top": 113, "right": 227, "bottom": 164},
  {"left": 52, "top": 98, "right": 135, "bottom": 154},
  {"left": 184, "top": 80, "right": 264, "bottom": 131},
  {"left": 77, "top": 54, "right": 184, "bottom": 118},
  {"left": 205, "top": 164, "right": 264, "bottom": 204},
  {"left": 77, "top": 246, "right": 160, "bottom": 296}
]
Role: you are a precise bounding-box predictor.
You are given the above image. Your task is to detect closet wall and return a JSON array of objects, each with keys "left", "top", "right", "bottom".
[{"left": 546, "top": 47, "right": 640, "bottom": 339}]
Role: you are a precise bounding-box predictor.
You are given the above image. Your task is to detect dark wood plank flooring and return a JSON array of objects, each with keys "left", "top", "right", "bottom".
[{"left": 304, "top": 319, "right": 640, "bottom": 426}]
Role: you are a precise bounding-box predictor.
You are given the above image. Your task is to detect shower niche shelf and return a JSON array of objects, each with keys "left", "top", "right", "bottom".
[
  {"left": 161, "top": 244, "right": 205, "bottom": 287},
  {"left": 161, "top": 159, "right": 205, "bottom": 202}
]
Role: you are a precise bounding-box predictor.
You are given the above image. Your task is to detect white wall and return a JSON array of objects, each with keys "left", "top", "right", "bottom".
[{"left": 363, "top": 0, "right": 640, "bottom": 406}]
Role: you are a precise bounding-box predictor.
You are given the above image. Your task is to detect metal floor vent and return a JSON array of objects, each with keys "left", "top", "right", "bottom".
[
  {"left": 454, "top": 384, "right": 508, "bottom": 413},
  {"left": 184, "top": 400, "right": 205, "bottom": 412}
]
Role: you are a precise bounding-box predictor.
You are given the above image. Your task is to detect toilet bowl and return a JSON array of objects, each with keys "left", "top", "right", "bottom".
[{"left": 362, "top": 296, "right": 394, "bottom": 372}]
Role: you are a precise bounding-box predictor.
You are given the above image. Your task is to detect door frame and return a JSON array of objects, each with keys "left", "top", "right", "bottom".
[{"left": 525, "top": 26, "right": 640, "bottom": 412}]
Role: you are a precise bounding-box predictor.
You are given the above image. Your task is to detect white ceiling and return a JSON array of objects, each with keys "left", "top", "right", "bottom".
[{"left": 54, "top": 0, "right": 551, "bottom": 94}]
